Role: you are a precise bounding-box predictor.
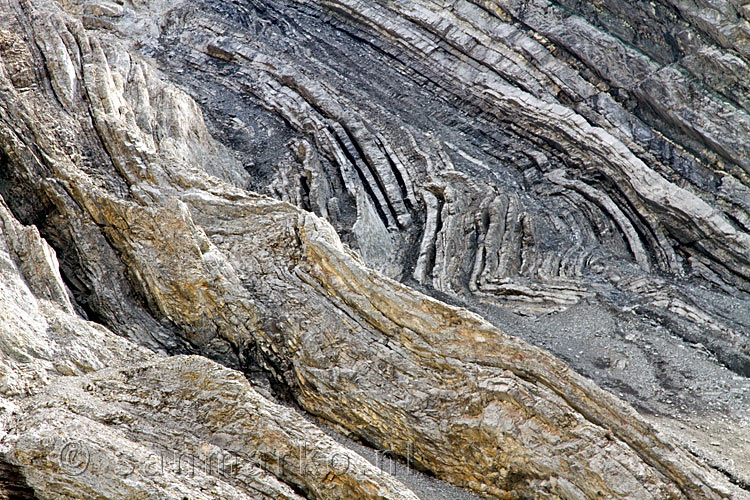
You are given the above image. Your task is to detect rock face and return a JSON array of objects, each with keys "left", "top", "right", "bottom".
[
  {"left": 0, "top": 196, "right": 419, "bottom": 499},
  {"left": 0, "top": 0, "right": 747, "bottom": 499}
]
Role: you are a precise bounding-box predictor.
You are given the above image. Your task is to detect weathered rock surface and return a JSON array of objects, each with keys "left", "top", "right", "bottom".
[
  {"left": 0, "top": 0, "right": 748, "bottom": 498},
  {"left": 5, "top": 355, "right": 426, "bottom": 500},
  {"left": 0, "top": 198, "right": 420, "bottom": 499}
]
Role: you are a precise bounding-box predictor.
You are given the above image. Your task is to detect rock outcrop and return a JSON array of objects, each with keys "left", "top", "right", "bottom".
[
  {"left": 0, "top": 196, "right": 420, "bottom": 499},
  {"left": 0, "top": 0, "right": 747, "bottom": 498}
]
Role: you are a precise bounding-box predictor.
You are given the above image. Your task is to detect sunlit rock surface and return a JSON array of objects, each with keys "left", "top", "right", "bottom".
[{"left": 0, "top": 0, "right": 748, "bottom": 498}]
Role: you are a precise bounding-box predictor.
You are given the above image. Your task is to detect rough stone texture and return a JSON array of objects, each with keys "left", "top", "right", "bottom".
[
  {"left": 0, "top": 197, "right": 420, "bottom": 499},
  {"left": 5, "top": 355, "right": 424, "bottom": 500},
  {"left": 0, "top": 198, "right": 153, "bottom": 397},
  {"left": 0, "top": 0, "right": 748, "bottom": 498}
]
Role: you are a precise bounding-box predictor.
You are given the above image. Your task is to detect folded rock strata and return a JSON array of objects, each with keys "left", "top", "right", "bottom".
[
  {"left": 0, "top": 0, "right": 747, "bottom": 498},
  {"left": 0, "top": 197, "right": 420, "bottom": 499}
]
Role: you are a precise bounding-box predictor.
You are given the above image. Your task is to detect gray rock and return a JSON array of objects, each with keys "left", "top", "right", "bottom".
[{"left": 0, "top": 0, "right": 748, "bottom": 498}]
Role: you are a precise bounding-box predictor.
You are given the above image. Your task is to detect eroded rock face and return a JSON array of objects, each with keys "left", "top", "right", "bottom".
[
  {"left": 0, "top": 198, "right": 420, "bottom": 500},
  {"left": 6, "top": 355, "right": 425, "bottom": 500},
  {"left": 41, "top": 0, "right": 749, "bottom": 393},
  {"left": 0, "top": 0, "right": 747, "bottom": 498}
]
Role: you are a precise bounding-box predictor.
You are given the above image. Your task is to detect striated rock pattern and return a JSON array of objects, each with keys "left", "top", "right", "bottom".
[
  {"left": 0, "top": 0, "right": 748, "bottom": 498},
  {"left": 0, "top": 197, "right": 420, "bottom": 499}
]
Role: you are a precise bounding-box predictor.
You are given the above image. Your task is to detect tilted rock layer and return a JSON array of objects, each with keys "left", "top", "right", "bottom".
[{"left": 0, "top": 0, "right": 747, "bottom": 498}]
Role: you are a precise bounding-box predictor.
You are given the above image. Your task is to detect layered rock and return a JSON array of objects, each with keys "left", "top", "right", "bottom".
[
  {"left": 0, "top": 196, "right": 420, "bottom": 499},
  {"left": 0, "top": 0, "right": 747, "bottom": 498},
  {"left": 5, "top": 355, "right": 424, "bottom": 500}
]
